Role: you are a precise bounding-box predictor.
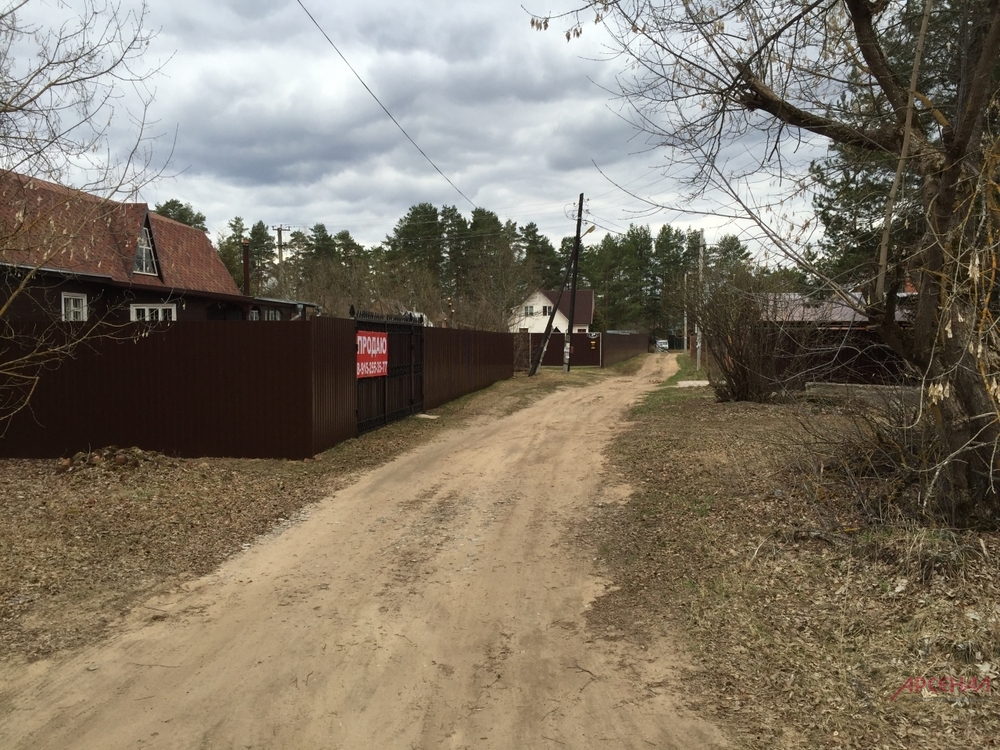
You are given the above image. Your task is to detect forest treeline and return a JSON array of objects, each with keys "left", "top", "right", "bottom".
[{"left": 153, "top": 198, "right": 793, "bottom": 335}]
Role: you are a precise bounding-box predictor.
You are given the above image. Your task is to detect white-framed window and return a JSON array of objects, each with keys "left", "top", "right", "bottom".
[
  {"left": 61, "top": 293, "right": 88, "bottom": 322},
  {"left": 248, "top": 308, "right": 260, "bottom": 321},
  {"left": 576, "top": 328, "right": 587, "bottom": 333},
  {"left": 264, "top": 309, "right": 281, "bottom": 321},
  {"left": 130, "top": 304, "right": 175, "bottom": 322},
  {"left": 133, "top": 226, "right": 157, "bottom": 275},
  {"left": 524, "top": 305, "right": 534, "bottom": 317},
  {"left": 542, "top": 305, "right": 553, "bottom": 316}
]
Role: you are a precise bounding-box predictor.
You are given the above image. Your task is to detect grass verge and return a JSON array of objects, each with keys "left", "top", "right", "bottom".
[
  {"left": 586, "top": 383, "right": 1000, "bottom": 749},
  {"left": 608, "top": 354, "right": 647, "bottom": 376},
  {"left": 665, "top": 352, "right": 708, "bottom": 385}
]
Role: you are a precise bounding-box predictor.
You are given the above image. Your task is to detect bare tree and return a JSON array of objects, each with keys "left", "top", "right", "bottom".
[
  {"left": 0, "top": 0, "right": 160, "bottom": 425},
  {"left": 293, "top": 254, "right": 379, "bottom": 319},
  {"left": 1, "top": 0, "right": 158, "bottom": 184},
  {"left": 533, "top": 0, "right": 1000, "bottom": 520},
  {"left": 365, "top": 251, "right": 445, "bottom": 321},
  {"left": 693, "top": 263, "right": 791, "bottom": 402}
]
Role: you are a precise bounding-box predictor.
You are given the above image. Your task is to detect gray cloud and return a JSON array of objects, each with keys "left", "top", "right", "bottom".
[{"left": 88, "top": 0, "right": 811, "bottom": 250}]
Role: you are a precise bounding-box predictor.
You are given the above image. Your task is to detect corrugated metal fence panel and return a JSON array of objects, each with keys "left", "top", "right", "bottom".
[
  {"left": 309, "top": 317, "right": 357, "bottom": 455},
  {"left": 521, "top": 333, "right": 603, "bottom": 368},
  {"left": 538, "top": 333, "right": 601, "bottom": 367},
  {"left": 602, "top": 333, "right": 648, "bottom": 367},
  {"left": 424, "top": 328, "right": 513, "bottom": 410},
  {"left": 2, "top": 322, "right": 316, "bottom": 459},
  {"left": 3, "top": 321, "right": 517, "bottom": 458}
]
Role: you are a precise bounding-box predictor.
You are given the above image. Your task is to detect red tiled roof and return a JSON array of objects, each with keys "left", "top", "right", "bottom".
[
  {"left": 146, "top": 213, "right": 242, "bottom": 296},
  {"left": 0, "top": 172, "right": 241, "bottom": 297},
  {"left": 539, "top": 288, "right": 594, "bottom": 326}
]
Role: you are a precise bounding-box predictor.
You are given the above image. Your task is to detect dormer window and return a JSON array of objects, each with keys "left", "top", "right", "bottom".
[{"left": 133, "top": 226, "right": 157, "bottom": 275}]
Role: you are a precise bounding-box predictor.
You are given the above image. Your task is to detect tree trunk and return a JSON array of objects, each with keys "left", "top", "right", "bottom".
[{"left": 877, "top": 147, "right": 1000, "bottom": 521}]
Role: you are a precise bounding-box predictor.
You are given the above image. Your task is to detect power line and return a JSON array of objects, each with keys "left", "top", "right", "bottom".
[{"left": 294, "top": 0, "right": 478, "bottom": 211}]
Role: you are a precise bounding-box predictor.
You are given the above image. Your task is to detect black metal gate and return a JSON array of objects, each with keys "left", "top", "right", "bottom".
[{"left": 355, "top": 310, "right": 424, "bottom": 434}]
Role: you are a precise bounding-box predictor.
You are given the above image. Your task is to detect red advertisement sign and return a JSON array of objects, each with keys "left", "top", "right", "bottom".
[{"left": 356, "top": 331, "right": 388, "bottom": 378}]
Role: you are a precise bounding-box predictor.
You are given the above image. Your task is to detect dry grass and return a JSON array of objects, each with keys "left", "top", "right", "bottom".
[{"left": 584, "top": 384, "right": 1000, "bottom": 748}]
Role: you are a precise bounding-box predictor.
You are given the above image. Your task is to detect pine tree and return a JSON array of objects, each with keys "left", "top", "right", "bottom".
[
  {"left": 153, "top": 199, "right": 207, "bottom": 231},
  {"left": 384, "top": 203, "right": 444, "bottom": 283},
  {"left": 519, "top": 222, "right": 563, "bottom": 289},
  {"left": 215, "top": 217, "right": 247, "bottom": 291},
  {"left": 247, "top": 221, "right": 276, "bottom": 296}
]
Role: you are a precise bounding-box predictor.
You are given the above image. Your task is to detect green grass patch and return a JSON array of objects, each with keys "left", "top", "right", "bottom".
[
  {"left": 607, "top": 354, "right": 646, "bottom": 376},
  {"left": 665, "top": 352, "right": 708, "bottom": 385},
  {"left": 628, "top": 379, "right": 708, "bottom": 418}
]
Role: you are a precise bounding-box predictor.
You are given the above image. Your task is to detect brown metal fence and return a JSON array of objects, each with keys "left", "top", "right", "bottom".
[
  {"left": 1, "top": 319, "right": 511, "bottom": 459},
  {"left": 307, "top": 317, "right": 360, "bottom": 455},
  {"left": 515, "top": 332, "right": 646, "bottom": 370},
  {"left": 424, "top": 328, "right": 513, "bottom": 409},
  {"left": 601, "top": 332, "right": 649, "bottom": 367}
]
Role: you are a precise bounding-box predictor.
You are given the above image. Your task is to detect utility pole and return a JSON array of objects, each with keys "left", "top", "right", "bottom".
[
  {"left": 563, "top": 194, "right": 585, "bottom": 374},
  {"left": 529, "top": 240, "right": 574, "bottom": 377},
  {"left": 683, "top": 272, "right": 688, "bottom": 358},
  {"left": 272, "top": 224, "right": 290, "bottom": 298},
  {"left": 696, "top": 238, "right": 704, "bottom": 371},
  {"left": 529, "top": 194, "right": 586, "bottom": 377}
]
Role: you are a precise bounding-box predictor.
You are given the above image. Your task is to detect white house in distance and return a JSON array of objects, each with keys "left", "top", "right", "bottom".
[{"left": 511, "top": 289, "right": 595, "bottom": 334}]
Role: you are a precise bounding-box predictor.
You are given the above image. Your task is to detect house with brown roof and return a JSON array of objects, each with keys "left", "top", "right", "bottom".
[
  {"left": 511, "top": 288, "right": 594, "bottom": 334},
  {"left": 0, "top": 173, "right": 307, "bottom": 323}
]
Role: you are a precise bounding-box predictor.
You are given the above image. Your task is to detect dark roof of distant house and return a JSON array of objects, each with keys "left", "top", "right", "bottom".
[
  {"left": 539, "top": 288, "right": 594, "bottom": 326},
  {"left": 0, "top": 172, "right": 242, "bottom": 298}
]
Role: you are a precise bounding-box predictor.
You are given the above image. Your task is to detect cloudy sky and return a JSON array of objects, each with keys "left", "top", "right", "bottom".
[{"left": 89, "top": 0, "right": 822, "bottom": 250}]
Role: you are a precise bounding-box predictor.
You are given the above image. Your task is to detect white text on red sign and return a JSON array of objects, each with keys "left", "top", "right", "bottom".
[{"left": 357, "top": 332, "right": 389, "bottom": 378}]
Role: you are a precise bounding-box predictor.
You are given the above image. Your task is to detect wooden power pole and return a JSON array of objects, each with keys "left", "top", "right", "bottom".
[
  {"left": 529, "top": 194, "right": 584, "bottom": 377},
  {"left": 562, "top": 194, "right": 584, "bottom": 373}
]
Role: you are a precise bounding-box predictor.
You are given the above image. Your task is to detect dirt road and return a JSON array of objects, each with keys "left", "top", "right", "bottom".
[{"left": 0, "top": 354, "right": 728, "bottom": 749}]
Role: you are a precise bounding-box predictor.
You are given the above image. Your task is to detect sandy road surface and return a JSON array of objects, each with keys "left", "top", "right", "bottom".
[{"left": 0, "top": 354, "right": 728, "bottom": 749}]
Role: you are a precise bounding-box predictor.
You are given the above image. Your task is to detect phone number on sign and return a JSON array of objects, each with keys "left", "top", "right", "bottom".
[{"left": 357, "top": 361, "right": 388, "bottom": 377}]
